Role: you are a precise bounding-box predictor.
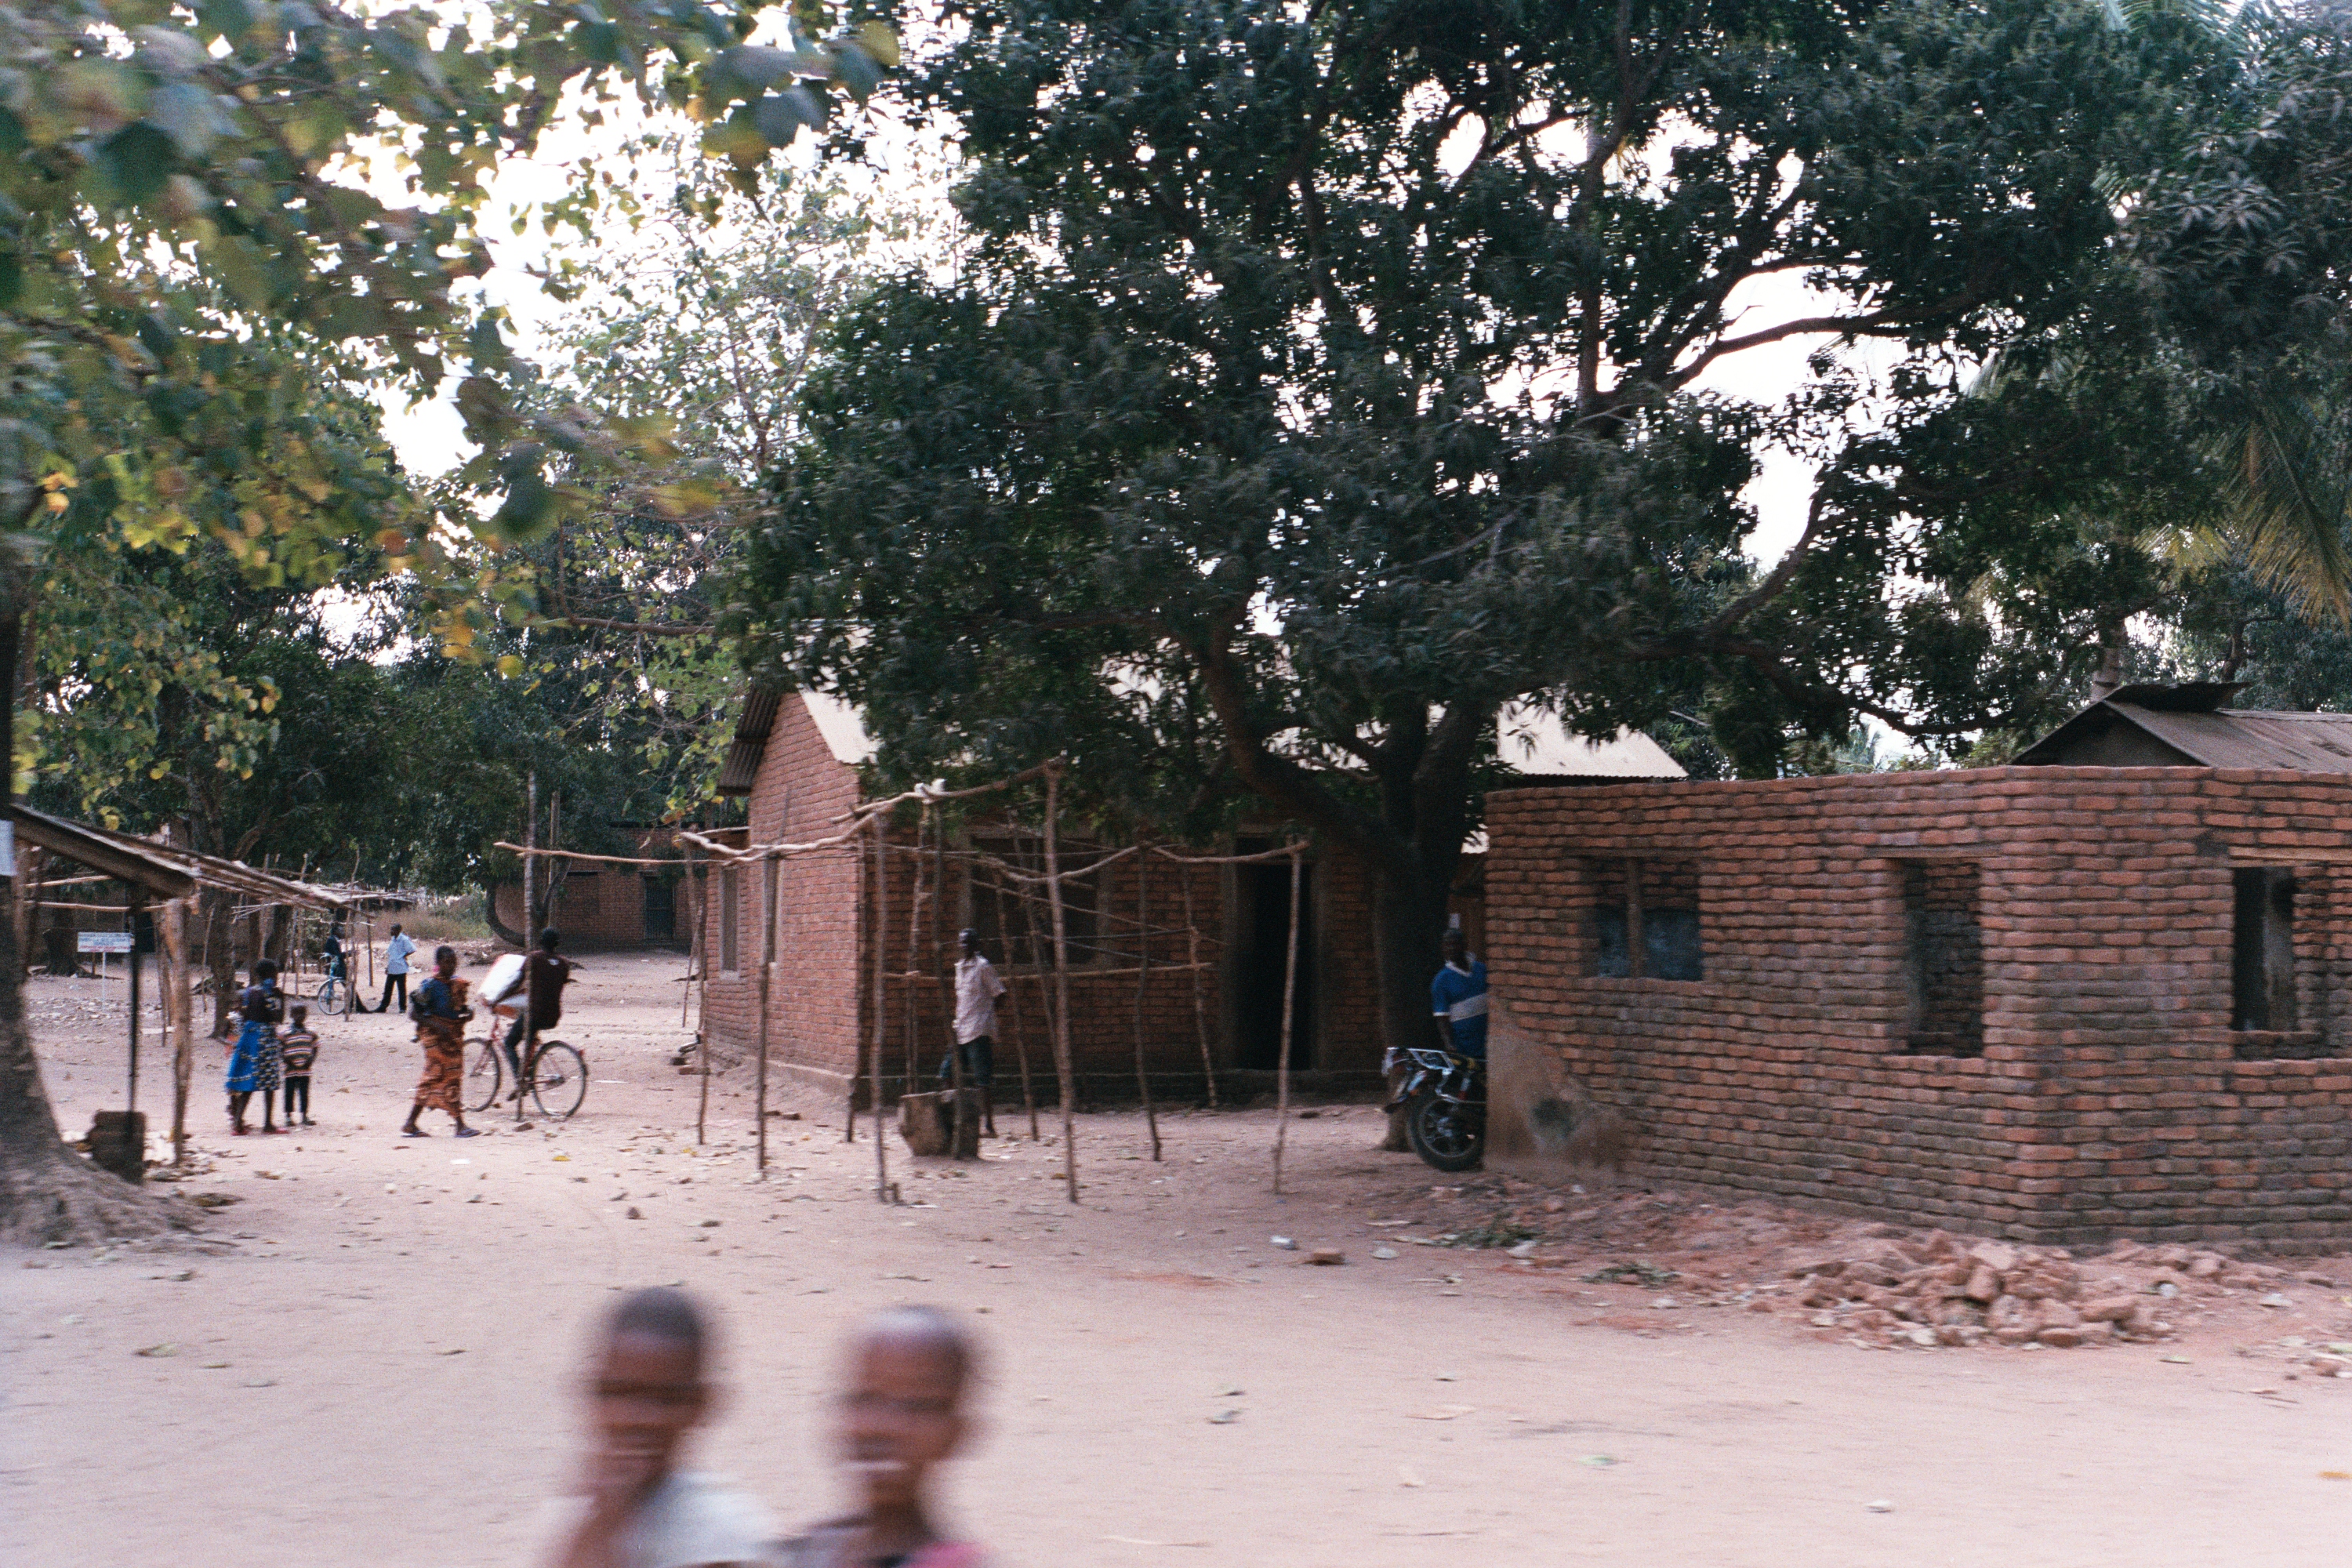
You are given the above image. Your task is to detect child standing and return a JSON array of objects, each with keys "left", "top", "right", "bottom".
[
  {"left": 278, "top": 1004, "right": 319, "bottom": 1128},
  {"left": 224, "top": 959, "right": 286, "bottom": 1136},
  {"left": 768, "top": 1307, "right": 989, "bottom": 1568}
]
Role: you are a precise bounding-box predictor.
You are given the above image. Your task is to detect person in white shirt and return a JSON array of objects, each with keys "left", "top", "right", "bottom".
[
  {"left": 376, "top": 923, "right": 417, "bottom": 1014},
  {"left": 940, "top": 931, "right": 1007, "bottom": 1138}
]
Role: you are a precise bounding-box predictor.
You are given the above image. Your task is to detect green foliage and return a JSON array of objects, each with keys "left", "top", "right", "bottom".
[{"left": 734, "top": 0, "right": 2238, "bottom": 1045}]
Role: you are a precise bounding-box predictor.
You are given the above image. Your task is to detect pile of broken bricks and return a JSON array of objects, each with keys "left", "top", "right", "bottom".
[{"left": 1778, "top": 1233, "right": 2320, "bottom": 1350}]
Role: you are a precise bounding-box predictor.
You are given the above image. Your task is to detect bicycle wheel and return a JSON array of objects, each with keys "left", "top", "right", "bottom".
[
  {"left": 528, "top": 1041, "right": 587, "bottom": 1120},
  {"left": 464, "top": 1039, "right": 505, "bottom": 1113}
]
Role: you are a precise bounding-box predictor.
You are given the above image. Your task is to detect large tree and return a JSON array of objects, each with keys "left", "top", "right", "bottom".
[
  {"left": 735, "top": 0, "right": 2237, "bottom": 1066},
  {"left": 0, "top": 0, "right": 895, "bottom": 1243}
]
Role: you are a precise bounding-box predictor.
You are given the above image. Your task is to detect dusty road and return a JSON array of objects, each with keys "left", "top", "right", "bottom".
[{"left": 6, "top": 950, "right": 2352, "bottom": 1566}]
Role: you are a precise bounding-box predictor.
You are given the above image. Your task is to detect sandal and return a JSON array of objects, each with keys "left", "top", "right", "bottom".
[
  {"left": 402, "top": 1127, "right": 429, "bottom": 1138},
  {"left": 453, "top": 1127, "right": 483, "bottom": 1138}
]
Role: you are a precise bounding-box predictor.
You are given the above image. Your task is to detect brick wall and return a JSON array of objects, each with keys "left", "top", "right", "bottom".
[
  {"left": 698, "top": 691, "right": 866, "bottom": 1086},
  {"left": 493, "top": 870, "right": 657, "bottom": 949},
  {"left": 1486, "top": 768, "right": 2352, "bottom": 1248}
]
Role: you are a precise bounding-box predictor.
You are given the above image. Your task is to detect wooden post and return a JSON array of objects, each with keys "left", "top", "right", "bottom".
[
  {"left": 523, "top": 769, "right": 538, "bottom": 937},
  {"left": 904, "top": 808, "right": 924, "bottom": 1092},
  {"left": 993, "top": 874, "right": 1040, "bottom": 1140},
  {"left": 756, "top": 855, "right": 775, "bottom": 1171},
  {"left": 692, "top": 853, "right": 711, "bottom": 1145},
  {"left": 1178, "top": 859, "right": 1219, "bottom": 1109},
  {"left": 1043, "top": 768, "right": 1080, "bottom": 1203},
  {"left": 867, "top": 816, "right": 891, "bottom": 1199},
  {"left": 166, "top": 897, "right": 192, "bottom": 1167},
  {"left": 125, "top": 888, "right": 143, "bottom": 1116},
  {"left": 1271, "top": 844, "right": 1302, "bottom": 1195},
  {"left": 1131, "top": 846, "right": 1160, "bottom": 1160}
]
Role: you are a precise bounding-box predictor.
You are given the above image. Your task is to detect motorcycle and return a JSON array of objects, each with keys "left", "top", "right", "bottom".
[{"left": 1389, "top": 1045, "right": 1486, "bottom": 1172}]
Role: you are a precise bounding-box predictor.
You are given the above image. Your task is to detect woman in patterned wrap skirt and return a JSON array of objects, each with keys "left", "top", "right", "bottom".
[
  {"left": 225, "top": 960, "right": 286, "bottom": 1134},
  {"left": 401, "top": 946, "right": 480, "bottom": 1138}
]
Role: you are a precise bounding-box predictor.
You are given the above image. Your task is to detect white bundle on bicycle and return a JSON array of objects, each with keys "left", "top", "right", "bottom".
[{"left": 478, "top": 953, "right": 527, "bottom": 1018}]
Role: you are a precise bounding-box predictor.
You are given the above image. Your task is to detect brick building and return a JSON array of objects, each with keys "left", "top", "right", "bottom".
[
  {"left": 699, "top": 689, "right": 1680, "bottom": 1101},
  {"left": 491, "top": 827, "right": 684, "bottom": 949},
  {"left": 1486, "top": 766, "right": 2352, "bottom": 1247}
]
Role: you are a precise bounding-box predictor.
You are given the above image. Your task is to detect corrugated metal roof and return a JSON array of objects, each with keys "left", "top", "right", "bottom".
[
  {"left": 2016, "top": 698, "right": 2352, "bottom": 773},
  {"left": 714, "top": 687, "right": 784, "bottom": 797},
  {"left": 2118, "top": 706, "right": 2352, "bottom": 772}
]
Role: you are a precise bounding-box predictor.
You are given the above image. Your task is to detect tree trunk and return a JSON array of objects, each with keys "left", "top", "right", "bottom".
[
  {"left": 485, "top": 878, "right": 529, "bottom": 948},
  {"left": 1370, "top": 854, "right": 1454, "bottom": 1152},
  {"left": 203, "top": 888, "right": 238, "bottom": 1039},
  {"left": 0, "top": 573, "right": 187, "bottom": 1245}
]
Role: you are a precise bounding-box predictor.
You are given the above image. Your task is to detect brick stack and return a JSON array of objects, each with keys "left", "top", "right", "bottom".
[{"left": 1486, "top": 768, "right": 2352, "bottom": 1247}]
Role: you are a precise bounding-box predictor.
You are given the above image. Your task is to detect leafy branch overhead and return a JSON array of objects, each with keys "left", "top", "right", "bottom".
[
  {"left": 0, "top": 0, "right": 891, "bottom": 790},
  {"left": 0, "top": 0, "right": 893, "bottom": 598}
]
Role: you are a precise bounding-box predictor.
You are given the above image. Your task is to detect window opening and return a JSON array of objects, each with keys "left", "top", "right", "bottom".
[
  {"left": 720, "top": 866, "right": 741, "bottom": 975},
  {"left": 1592, "top": 858, "right": 1702, "bottom": 981},
  {"left": 1900, "top": 861, "right": 1983, "bottom": 1056},
  {"left": 2231, "top": 867, "right": 2297, "bottom": 1032}
]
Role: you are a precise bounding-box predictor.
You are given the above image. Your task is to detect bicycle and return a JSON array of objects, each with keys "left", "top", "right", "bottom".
[
  {"left": 465, "top": 1025, "right": 587, "bottom": 1120},
  {"left": 312, "top": 960, "right": 357, "bottom": 1018}
]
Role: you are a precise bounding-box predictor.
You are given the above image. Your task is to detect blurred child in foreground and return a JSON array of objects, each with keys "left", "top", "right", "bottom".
[
  {"left": 767, "top": 1307, "right": 988, "bottom": 1568},
  {"left": 544, "top": 1287, "right": 772, "bottom": 1568}
]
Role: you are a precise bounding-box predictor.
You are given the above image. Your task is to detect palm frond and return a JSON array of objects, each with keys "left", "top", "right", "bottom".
[{"left": 2219, "top": 392, "right": 2352, "bottom": 623}]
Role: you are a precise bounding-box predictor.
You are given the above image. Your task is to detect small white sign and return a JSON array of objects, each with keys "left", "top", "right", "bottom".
[
  {"left": 0, "top": 820, "right": 13, "bottom": 877},
  {"left": 78, "top": 931, "right": 135, "bottom": 954}
]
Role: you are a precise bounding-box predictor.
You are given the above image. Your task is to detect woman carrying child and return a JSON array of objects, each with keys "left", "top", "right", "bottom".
[
  {"left": 224, "top": 959, "right": 287, "bottom": 1136},
  {"left": 401, "top": 946, "right": 481, "bottom": 1138}
]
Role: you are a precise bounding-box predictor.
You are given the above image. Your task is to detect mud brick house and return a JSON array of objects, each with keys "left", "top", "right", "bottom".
[
  {"left": 491, "top": 826, "right": 684, "bottom": 949},
  {"left": 1486, "top": 716, "right": 2352, "bottom": 1247},
  {"left": 699, "top": 688, "right": 1680, "bottom": 1101}
]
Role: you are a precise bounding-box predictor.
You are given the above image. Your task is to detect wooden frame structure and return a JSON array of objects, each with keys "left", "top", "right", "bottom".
[{"left": 11, "top": 805, "right": 348, "bottom": 1171}]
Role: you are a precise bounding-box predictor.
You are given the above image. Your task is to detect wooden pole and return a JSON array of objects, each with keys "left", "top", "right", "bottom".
[
  {"left": 692, "top": 851, "right": 711, "bottom": 1145},
  {"left": 756, "top": 857, "right": 775, "bottom": 1171},
  {"left": 166, "top": 896, "right": 192, "bottom": 1167},
  {"left": 1271, "top": 844, "right": 1302, "bottom": 1195},
  {"left": 867, "top": 816, "right": 891, "bottom": 1200},
  {"left": 995, "top": 873, "right": 1040, "bottom": 1140},
  {"left": 1180, "top": 862, "right": 1218, "bottom": 1109},
  {"left": 523, "top": 768, "right": 538, "bottom": 936},
  {"left": 1043, "top": 768, "right": 1080, "bottom": 1203},
  {"left": 1131, "top": 845, "right": 1160, "bottom": 1160},
  {"left": 903, "top": 807, "right": 925, "bottom": 1093},
  {"left": 125, "top": 888, "right": 143, "bottom": 1116}
]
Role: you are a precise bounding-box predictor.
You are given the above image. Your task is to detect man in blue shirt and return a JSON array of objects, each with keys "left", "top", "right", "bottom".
[{"left": 1429, "top": 927, "right": 1488, "bottom": 1059}]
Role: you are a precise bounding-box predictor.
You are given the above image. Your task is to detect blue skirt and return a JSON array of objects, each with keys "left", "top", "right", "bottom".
[{"left": 226, "top": 1022, "right": 281, "bottom": 1094}]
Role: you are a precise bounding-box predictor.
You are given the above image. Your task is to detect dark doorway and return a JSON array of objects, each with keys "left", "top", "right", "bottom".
[
  {"left": 643, "top": 876, "right": 676, "bottom": 942},
  {"left": 1235, "top": 860, "right": 1314, "bottom": 1069}
]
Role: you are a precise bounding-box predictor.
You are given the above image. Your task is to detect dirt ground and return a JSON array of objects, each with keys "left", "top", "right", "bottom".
[{"left": 8, "top": 949, "right": 2352, "bottom": 1566}]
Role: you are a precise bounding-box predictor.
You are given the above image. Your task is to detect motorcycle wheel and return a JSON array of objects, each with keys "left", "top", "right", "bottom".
[{"left": 1406, "top": 1092, "right": 1485, "bottom": 1172}]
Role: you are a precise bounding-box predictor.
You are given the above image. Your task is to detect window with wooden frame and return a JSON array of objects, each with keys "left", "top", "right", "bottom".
[{"left": 1589, "top": 857, "right": 1703, "bottom": 981}]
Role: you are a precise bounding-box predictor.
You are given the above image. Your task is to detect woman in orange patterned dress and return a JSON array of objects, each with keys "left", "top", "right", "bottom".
[{"left": 401, "top": 945, "right": 480, "bottom": 1138}]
